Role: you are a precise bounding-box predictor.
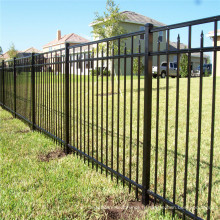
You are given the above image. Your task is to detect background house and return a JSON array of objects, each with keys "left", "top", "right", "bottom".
[
  {"left": 42, "top": 30, "right": 89, "bottom": 52},
  {"left": 42, "top": 30, "right": 90, "bottom": 74},
  {"left": 0, "top": 47, "right": 41, "bottom": 61},
  {"left": 90, "top": 11, "right": 208, "bottom": 75},
  {"left": 207, "top": 30, "right": 220, "bottom": 76},
  {"left": 18, "top": 47, "right": 42, "bottom": 57},
  {"left": 90, "top": 11, "right": 167, "bottom": 75}
]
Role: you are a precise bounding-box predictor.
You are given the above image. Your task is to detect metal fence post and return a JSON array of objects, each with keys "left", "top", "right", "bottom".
[
  {"left": 2, "top": 60, "right": 5, "bottom": 107},
  {"left": 142, "top": 23, "right": 153, "bottom": 206},
  {"left": 31, "top": 53, "right": 35, "bottom": 130},
  {"left": 65, "top": 43, "right": 70, "bottom": 154},
  {"left": 13, "top": 57, "right": 16, "bottom": 117}
]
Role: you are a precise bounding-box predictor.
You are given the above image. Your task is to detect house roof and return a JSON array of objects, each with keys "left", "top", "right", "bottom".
[
  {"left": 207, "top": 30, "right": 220, "bottom": 38},
  {"left": 120, "top": 11, "right": 166, "bottom": 27},
  {"left": 22, "top": 47, "right": 42, "bottom": 53},
  {"left": 0, "top": 52, "right": 10, "bottom": 59},
  {"left": 0, "top": 47, "right": 42, "bottom": 60},
  {"left": 43, "top": 33, "right": 90, "bottom": 48},
  {"left": 90, "top": 11, "right": 166, "bottom": 27}
]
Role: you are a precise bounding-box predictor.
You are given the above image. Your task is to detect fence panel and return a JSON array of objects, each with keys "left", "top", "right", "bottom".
[
  {"left": 149, "top": 17, "right": 220, "bottom": 220},
  {"left": 0, "top": 15, "right": 219, "bottom": 220},
  {"left": 67, "top": 31, "right": 146, "bottom": 194}
]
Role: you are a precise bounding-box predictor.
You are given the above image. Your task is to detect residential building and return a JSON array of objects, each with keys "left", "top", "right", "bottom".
[
  {"left": 90, "top": 11, "right": 167, "bottom": 75},
  {"left": 0, "top": 47, "right": 42, "bottom": 61},
  {"left": 42, "top": 30, "right": 90, "bottom": 52},
  {"left": 18, "top": 47, "right": 42, "bottom": 57},
  {"left": 90, "top": 11, "right": 208, "bottom": 75},
  {"left": 42, "top": 30, "right": 90, "bottom": 74}
]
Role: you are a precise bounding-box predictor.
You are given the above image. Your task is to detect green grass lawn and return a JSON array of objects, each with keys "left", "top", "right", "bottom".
[
  {"left": 2, "top": 72, "right": 220, "bottom": 219},
  {"left": 0, "top": 106, "right": 181, "bottom": 219}
]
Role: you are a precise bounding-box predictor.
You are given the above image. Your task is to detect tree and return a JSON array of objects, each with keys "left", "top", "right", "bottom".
[
  {"left": 180, "top": 53, "right": 188, "bottom": 77},
  {"left": 91, "top": 0, "right": 127, "bottom": 94},
  {"left": 0, "top": 46, "right": 3, "bottom": 55},
  {"left": 206, "top": 55, "right": 211, "bottom": 64},
  {"left": 8, "top": 43, "right": 18, "bottom": 58},
  {"left": 92, "top": 0, "right": 127, "bottom": 40}
]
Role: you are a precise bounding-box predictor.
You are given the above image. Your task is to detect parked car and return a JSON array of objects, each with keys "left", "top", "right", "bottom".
[
  {"left": 193, "top": 63, "right": 212, "bottom": 76},
  {"left": 152, "top": 61, "right": 179, "bottom": 78}
]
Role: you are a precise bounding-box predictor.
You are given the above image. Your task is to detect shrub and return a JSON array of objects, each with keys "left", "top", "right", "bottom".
[
  {"left": 133, "top": 57, "right": 144, "bottom": 75},
  {"left": 90, "top": 67, "right": 111, "bottom": 76},
  {"left": 204, "top": 69, "right": 211, "bottom": 77},
  {"left": 180, "top": 53, "right": 188, "bottom": 77}
]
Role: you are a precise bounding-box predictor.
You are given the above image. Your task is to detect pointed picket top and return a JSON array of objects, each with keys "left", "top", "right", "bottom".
[
  {"left": 157, "top": 37, "right": 160, "bottom": 51},
  {"left": 157, "top": 36, "right": 161, "bottom": 45},
  {"left": 138, "top": 40, "right": 141, "bottom": 53},
  {"left": 177, "top": 34, "right": 180, "bottom": 42},
  {"left": 201, "top": 30, "right": 204, "bottom": 38},
  {"left": 200, "top": 31, "right": 204, "bottom": 47}
]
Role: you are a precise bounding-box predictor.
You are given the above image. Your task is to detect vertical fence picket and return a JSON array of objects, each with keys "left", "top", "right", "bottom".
[
  {"left": 2, "top": 60, "right": 5, "bottom": 107},
  {"left": 31, "top": 53, "right": 35, "bottom": 130},
  {"left": 207, "top": 20, "right": 218, "bottom": 220},
  {"left": 13, "top": 57, "right": 16, "bottom": 117},
  {"left": 65, "top": 43, "right": 70, "bottom": 154},
  {"left": 0, "top": 16, "right": 219, "bottom": 220}
]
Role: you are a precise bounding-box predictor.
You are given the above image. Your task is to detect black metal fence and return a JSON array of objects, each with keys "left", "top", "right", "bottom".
[{"left": 0, "top": 16, "right": 220, "bottom": 220}]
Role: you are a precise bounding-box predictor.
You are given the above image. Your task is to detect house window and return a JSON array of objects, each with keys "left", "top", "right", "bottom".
[
  {"left": 158, "top": 31, "right": 163, "bottom": 42},
  {"left": 49, "top": 47, "right": 52, "bottom": 51},
  {"left": 140, "top": 26, "right": 145, "bottom": 40}
]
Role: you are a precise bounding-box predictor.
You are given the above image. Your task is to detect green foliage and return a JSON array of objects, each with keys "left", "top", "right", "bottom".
[
  {"left": 204, "top": 69, "right": 211, "bottom": 77},
  {"left": 91, "top": 0, "right": 128, "bottom": 82},
  {"left": 133, "top": 57, "right": 144, "bottom": 75},
  {"left": 0, "top": 46, "right": 3, "bottom": 55},
  {"left": 92, "top": 0, "right": 127, "bottom": 39},
  {"left": 8, "top": 43, "right": 18, "bottom": 58},
  {"left": 90, "top": 67, "right": 111, "bottom": 76},
  {"left": 91, "top": 0, "right": 127, "bottom": 61},
  {"left": 206, "top": 56, "right": 211, "bottom": 64},
  {"left": 180, "top": 53, "right": 188, "bottom": 77}
]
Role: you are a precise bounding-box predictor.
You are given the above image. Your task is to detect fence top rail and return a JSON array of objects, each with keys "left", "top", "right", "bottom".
[
  {"left": 4, "top": 58, "right": 14, "bottom": 63},
  {"left": 16, "top": 55, "right": 32, "bottom": 60},
  {"left": 68, "top": 30, "right": 145, "bottom": 49},
  {"left": 151, "top": 15, "right": 220, "bottom": 32}
]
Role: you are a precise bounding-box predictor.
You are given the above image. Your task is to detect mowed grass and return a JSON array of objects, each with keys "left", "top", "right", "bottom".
[
  {"left": 2, "top": 71, "right": 220, "bottom": 219},
  {"left": 0, "top": 106, "right": 181, "bottom": 219}
]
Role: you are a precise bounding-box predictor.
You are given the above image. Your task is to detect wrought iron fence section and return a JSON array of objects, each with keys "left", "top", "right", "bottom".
[{"left": 0, "top": 15, "right": 219, "bottom": 220}]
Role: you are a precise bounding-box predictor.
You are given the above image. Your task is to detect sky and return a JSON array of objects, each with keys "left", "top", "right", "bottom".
[{"left": 0, "top": 0, "right": 219, "bottom": 53}]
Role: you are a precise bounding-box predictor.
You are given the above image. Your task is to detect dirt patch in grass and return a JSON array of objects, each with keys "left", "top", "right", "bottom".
[
  {"left": 97, "top": 92, "right": 118, "bottom": 96},
  {"left": 15, "top": 129, "right": 30, "bottom": 134},
  {"left": 2, "top": 117, "right": 14, "bottom": 121},
  {"left": 38, "top": 149, "right": 66, "bottom": 162},
  {"left": 103, "top": 196, "right": 146, "bottom": 220}
]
